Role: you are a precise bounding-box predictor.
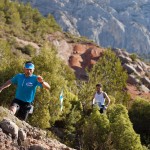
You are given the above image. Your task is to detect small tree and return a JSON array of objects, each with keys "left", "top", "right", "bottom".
[
  {"left": 81, "top": 107, "right": 111, "bottom": 150},
  {"left": 129, "top": 97, "right": 150, "bottom": 147},
  {"left": 108, "top": 104, "right": 144, "bottom": 150},
  {"left": 29, "top": 42, "right": 76, "bottom": 128},
  {"left": 0, "top": 39, "right": 25, "bottom": 106}
]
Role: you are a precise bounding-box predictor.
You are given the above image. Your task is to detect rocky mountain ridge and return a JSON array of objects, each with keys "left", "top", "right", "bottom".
[{"left": 19, "top": 0, "right": 150, "bottom": 59}]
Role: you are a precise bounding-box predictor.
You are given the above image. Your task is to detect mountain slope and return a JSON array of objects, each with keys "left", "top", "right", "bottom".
[{"left": 19, "top": 0, "right": 150, "bottom": 60}]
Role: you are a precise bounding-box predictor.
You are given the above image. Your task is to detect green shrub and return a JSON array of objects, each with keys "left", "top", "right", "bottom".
[
  {"left": 21, "top": 44, "right": 36, "bottom": 56},
  {"left": 81, "top": 107, "right": 110, "bottom": 150},
  {"left": 130, "top": 53, "right": 138, "bottom": 61},
  {"left": 108, "top": 104, "right": 144, "bottom": 150},
  {"left": 129, "top": 97, "right": 150, "bottom": 146}
]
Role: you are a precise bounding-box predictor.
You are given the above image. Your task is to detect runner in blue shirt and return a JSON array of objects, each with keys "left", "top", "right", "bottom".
[{"left": 0, "top": 61, "right": 50, "bottom": 121}]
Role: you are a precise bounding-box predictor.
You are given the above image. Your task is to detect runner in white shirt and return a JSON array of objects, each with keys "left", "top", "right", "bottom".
[{"left": 92, "top": 83, "right": 110, "bottom": 113}]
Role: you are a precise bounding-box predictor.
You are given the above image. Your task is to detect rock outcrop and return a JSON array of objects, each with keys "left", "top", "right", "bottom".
[
  {"left": 19, "top": 0, "right": 150, "bottom": 58},
  {"left": 0, "top": 107, "right": 75, "bottom": 150},
  {"left": 113, "top": 48, "right": 150, "bottom": 93}
]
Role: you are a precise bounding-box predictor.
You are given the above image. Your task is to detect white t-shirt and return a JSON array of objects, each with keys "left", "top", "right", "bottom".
[{"left": 94, "top": 92, "right": 105, "bottom": 105}]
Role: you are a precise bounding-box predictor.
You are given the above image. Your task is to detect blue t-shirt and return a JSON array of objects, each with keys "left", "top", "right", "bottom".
[{"left": 11, "top": 73, "right": 42, "bottom": 103}]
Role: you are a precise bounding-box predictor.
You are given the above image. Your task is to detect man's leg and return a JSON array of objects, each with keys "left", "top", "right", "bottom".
[
  {"left": 17, "top": 104, "right": 31, "bottom": 121},
  {"left": 100, "top": 108, "right": 104, "bottom": 113},
  {"left": 10, "top": 100, "right": 20, "bottom": 115},
  {"left": 100, "top": 105, "right": 105, "bottom": 114}
]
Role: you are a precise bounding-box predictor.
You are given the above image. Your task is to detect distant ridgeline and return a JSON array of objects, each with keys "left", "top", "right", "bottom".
[{"left": 18, "top": 0, "right": 150, "bottom": 62}]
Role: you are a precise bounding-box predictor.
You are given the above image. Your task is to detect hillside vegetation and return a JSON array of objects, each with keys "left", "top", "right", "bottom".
[{"left": 0, "top": 0, "right": 149, "bottom": 149}]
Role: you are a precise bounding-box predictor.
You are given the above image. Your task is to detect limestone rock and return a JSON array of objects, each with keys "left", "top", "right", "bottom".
[
  {"left": 0, "top": 118, "right": 19, "bottom": 139},
  {"left": 20, "top": 0, "right": 150, "bottom": 56}
]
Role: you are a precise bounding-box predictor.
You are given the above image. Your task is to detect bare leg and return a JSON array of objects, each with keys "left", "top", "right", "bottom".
[{"left": 9, "top": 105, "right": 18, "bottom": 115}]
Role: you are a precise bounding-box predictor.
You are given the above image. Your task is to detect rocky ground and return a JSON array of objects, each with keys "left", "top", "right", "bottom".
[{"left": 0, "top": 107, "right": 75, "bottom": 150}]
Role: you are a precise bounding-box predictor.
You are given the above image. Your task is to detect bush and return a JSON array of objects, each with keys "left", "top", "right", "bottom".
[
  {"left": 108, "top": 104, "right": 144, "bottom": 150},
  {"left": 130, "top": 53, "right": 138, "bottom": 61},
  {"left": 21, "top": 44, "right": 36, "bottom": 56},
  {"left": 129, "top": 97, "right": 150, "bottom": 146}
]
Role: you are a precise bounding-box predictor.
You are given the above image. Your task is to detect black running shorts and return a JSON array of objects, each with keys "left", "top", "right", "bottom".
[{"left": 10, "top": 99, "right": 32, "bottom": 121}]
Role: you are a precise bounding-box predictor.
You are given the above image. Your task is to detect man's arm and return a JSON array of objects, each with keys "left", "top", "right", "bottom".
[
  {"left": 104, "top": 92, "right": 111, "bottom": 106},
  {"left": 37, "top": 75, "right": 50, "bottom": 90},
  {"left": 92, "top": 92, "right": 96, "bottom": 105},
  {"left": 41, "top": 81, "right": 50, "bottom": 90},
  {"left": 0, "top": 80, "right": 12, "bottom": 92}
]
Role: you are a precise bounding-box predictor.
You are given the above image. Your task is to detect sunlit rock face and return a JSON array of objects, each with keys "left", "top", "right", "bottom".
[{"left": 19, "top": 0, "right": 150, "bottom": 56}]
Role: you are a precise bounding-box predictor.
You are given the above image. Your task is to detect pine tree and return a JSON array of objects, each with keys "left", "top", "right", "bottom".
[
  {"left": 81, "top": 107, "right": 111, "bottom": 150},
  {"left": 129, "top": 97, "right": 150, "bottom": 146},
  {"left": 30, "top": 42, "right": 76, "bottom": 128},
  {"left": 108, "top": 104, "right": 144, "bottom": 150}
]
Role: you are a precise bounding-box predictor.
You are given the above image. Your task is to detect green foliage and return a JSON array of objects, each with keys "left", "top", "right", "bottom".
[
  {"left": 108, "top": 104, "right": 144, "bottom": 150},
  {"left": 28, "top": 89, "right": 51, "bottom": 129},
  {"left": 28, "top": 42, "right": 76, "bottom": 128},
  {"left": 81, "top": 107, "right": 111, "bottom": 150},
  {"left": 63, "top": 106, "right": 82, "bottom": 147},
  {"left": 129, "top": 97, "right": 150, "bottom": 147},
  {"left": 130, "top": 53, "right": 138, "bottom": 61},
  {"left": 21, "top": 44, "right": 36, "bottom": 56},
  {"left": 0, "top": 39, "right": 25, "bottom": 106},
  {"left": 0, "top": 39, "right": 12, "bottom": 69},
  {"left": 0, "top": 11, "right": 6, "bottom": 27},
  {"left": 0, "top": 0, "right": 61, "bottom": 41},
  {"left": 77, "top": 80, "right": 95, "bottom": 113}
]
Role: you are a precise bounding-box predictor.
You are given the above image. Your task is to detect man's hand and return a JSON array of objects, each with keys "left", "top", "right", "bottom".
[
  {"left": 37, "top": 76, "right": 50, "bottom": 90},
  {"left": 37, "top": 75, "right": 44, "bottom": 83},
  {"left": 104, "top": 105, "right": 108, "bottom": 110}
]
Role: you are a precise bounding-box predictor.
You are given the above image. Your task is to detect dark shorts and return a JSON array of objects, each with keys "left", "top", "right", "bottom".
[
  {"left": 100, "top": 105, "right": 105, "bottom": 114},
  {"left": 10, "top": 99, "right": 32, "bottom": 121},
  {"left": 96, "top": 102, "right": 105, "bottom": 113}
]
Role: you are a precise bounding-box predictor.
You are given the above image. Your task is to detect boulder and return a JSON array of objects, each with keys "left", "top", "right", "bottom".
[
  {"left": 135, "top": 65, "right": 144, "bottom": 73},
  {"left": 141, "top": 77, "right": 150, "bottom": 89},
  {"left": 127, "top": 75, "right": 140, "bottom": 85},
  {"left": 90, "top": 47, "right": 103, "bottom": 58},
  {"left": 69, "top": 55, "right": 83, "bottom": 67},
  {"left": 0, "top": 111, "right": 75, "bottom": 150},
  {"left": 73, "top": 44, "right": 86, "bottom": 54},
  {"left": 0, "top": 118, "right": 18, "bottom": 139},
  {"left": 29, "top": 145, "right": 46, "bottom": 150},
  {"left": 18, "top": 128, "right": 26, "bottom": 141},
  {"left": 123, "top": 63, "right": 137, "bottom": 74},
  {"left": 136, "top": 59, "right": 150, "bottom": 71},
  {"left": 118, "top": 55, "right": 132, "bottom": 64},
  {"left": 140, "top": 85, "right": 150, "bottom": 93}
]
